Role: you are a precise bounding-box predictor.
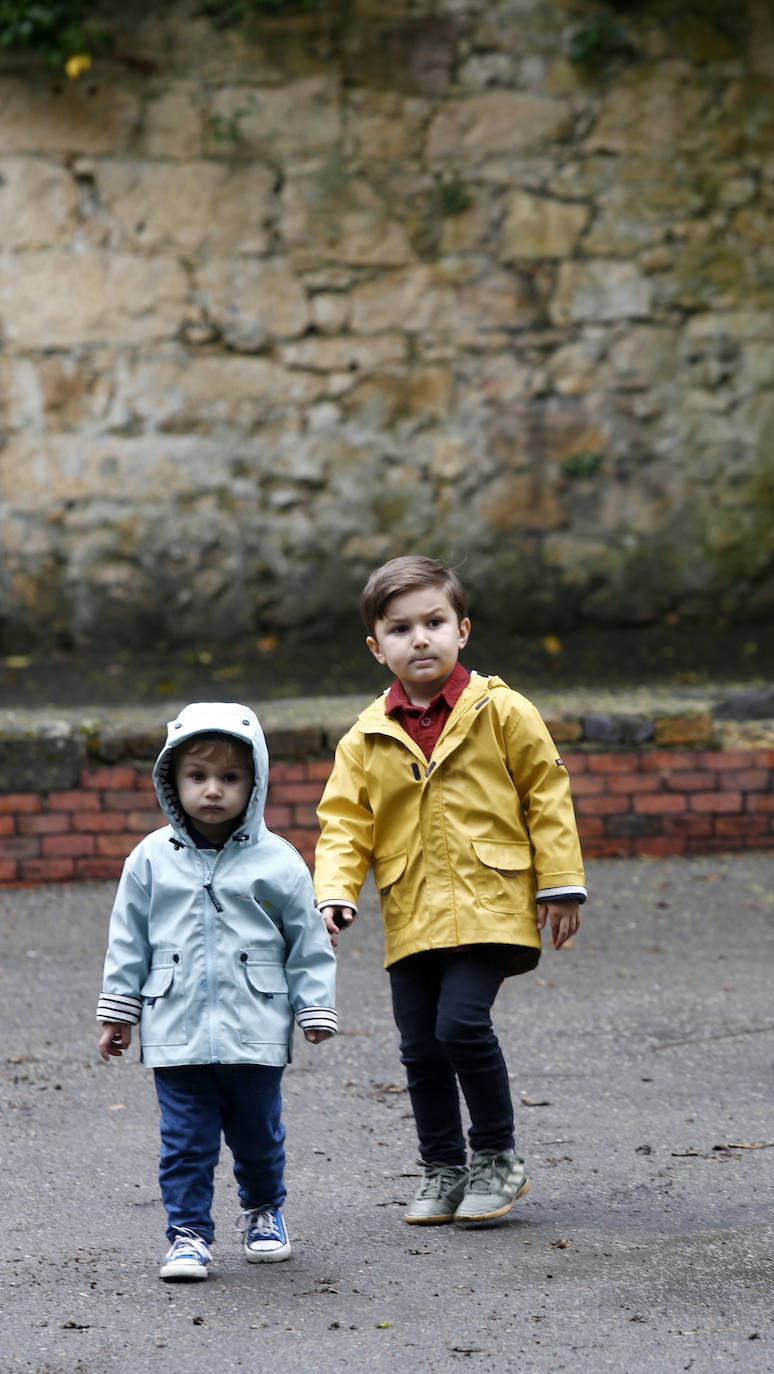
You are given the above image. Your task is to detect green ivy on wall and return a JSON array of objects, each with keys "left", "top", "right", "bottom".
[
  {"left": 0, "top": 0, "right": 100, "bottom": 71},
  {"left": 0, "top": 0, "right": 331, "bottom": 74}
]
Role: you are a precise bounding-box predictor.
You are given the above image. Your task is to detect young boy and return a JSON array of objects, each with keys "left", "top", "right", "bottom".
[
  {"left": 314, "top": 556, "right": 585, "bottom": 1227},
  {"left": 97, "top": 701, "right": 337, "bottom": 1281}
]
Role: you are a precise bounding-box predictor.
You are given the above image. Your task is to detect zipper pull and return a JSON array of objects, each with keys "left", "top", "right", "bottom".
[{"left": 204, "top": 882, "right": 223, "bottom": 912}]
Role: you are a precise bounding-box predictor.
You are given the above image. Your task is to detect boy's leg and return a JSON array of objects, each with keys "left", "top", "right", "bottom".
[
  {"left": 433, "top": 947, "right": 515, "bottom": 1154},
  {"left": 434, "top": 948, "right": 529, "bottom": 1224},
  {"left": 154, "top": 1065, "right": 223, "bottom": 1245},
  {"left": 389, "top": 950, "right": 466, "bottom": 1164}
]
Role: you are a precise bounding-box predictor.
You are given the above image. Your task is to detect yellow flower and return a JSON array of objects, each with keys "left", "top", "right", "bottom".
[{"left": 65, "top": 53, "right": 92, "bottom": 80}]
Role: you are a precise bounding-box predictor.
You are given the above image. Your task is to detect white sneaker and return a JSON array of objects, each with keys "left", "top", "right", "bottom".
[
  {"left": 238, "top": 1206, "right": 292, "bottom": 1262},
  {"left": 159, "top": 1229, "right": 211, "bottom": 1281}
]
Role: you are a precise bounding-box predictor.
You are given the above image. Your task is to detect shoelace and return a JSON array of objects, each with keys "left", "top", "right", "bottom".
[
  {"left": 237, "top": 1208, "right": 282, "bottom": 1241},
  {"left": 467, "top": 1151, "right": 513, "bottom": 1193},
  {"left": 417, "top": 1163, "right": 466, "bottom": 1199},
  {"left": 168, "top": 1229, "right": 208, "bottom": 1260}
]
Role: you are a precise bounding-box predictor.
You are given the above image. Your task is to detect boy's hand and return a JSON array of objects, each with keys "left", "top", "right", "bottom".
[
  {"left": 98, "top": 1022, "right": 132, "bottom": 1061},
  {"left": 537, "top": 900, "right": 580, "bottom": 951},
  {"left": 303, "top": 1028, "right": 335, "bottom": 1044},
  {"left": 319, "top": 904, "right": 355, "bottom": 947}
]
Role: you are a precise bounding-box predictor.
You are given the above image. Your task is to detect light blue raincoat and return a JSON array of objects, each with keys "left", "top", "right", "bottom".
[{"left": 97, "top": 702, "right": 337, "bottom": 1067}]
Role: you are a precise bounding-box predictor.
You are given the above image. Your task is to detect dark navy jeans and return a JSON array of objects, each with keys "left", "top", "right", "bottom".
[
  {"left": 388, "top": 946, "right": 516, "bottom": 1166},
  {"left": 154, "top": 1063, "right": 286, "bottom": 1243}
]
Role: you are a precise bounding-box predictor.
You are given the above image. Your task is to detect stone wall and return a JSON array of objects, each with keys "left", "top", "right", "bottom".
[{"left": 2, "top": 0, "right": 774, "bottom": 650}]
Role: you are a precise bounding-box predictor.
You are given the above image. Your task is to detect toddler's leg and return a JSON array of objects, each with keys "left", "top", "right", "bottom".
[
  {"left": 222, "top": 1064, "right": 291, "bottom": 1262},
  {"left": 154, "top": 1065, "right": 222, "bottom": 1245},
  {"left": 221, "top": 1063, "right": 286, "bottom": 1210}
]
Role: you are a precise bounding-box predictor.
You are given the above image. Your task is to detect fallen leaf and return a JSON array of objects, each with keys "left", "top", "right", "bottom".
[
  {"left": 375, "top": 1321, "right": 392, "bottom": 1329},
  {"left": 521, "top": 1094, "right": 552, "bottom": 1107},
  {"left": 551, "top": 1239, "right": 572, "bottom": 1249},
  {"left": 108, "top": 1103, "right": 127, "bottom": 1111}
]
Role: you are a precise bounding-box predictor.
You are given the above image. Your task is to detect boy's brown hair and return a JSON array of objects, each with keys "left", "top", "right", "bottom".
[
  {"left": 173, "top": 733, "right": 253, "bottom": 777},
  {"left": 360, "top": 556, "right": 467, "bottom": 637}
]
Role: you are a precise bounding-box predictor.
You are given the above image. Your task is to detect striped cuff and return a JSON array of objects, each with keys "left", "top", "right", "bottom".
[
  {"left": 536, "top": 885, "right": 587, "bottom": 904},
  {"left": 96, "top": 993, "right": 143, "bottom": 1025},
  {"left": 296, "top": 1006, "right": 338, "bottom": 1035},
  {"left": 317, "top": 898, "right": 358, "bottom": 916}
]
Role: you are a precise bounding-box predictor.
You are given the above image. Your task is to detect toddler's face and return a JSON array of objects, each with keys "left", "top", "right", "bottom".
[
  {"left": 367, "top": 585, "right": 470, "bottom": 704},
  {"left": 174, "top": 741, "right": 252, "bottom": 842}
]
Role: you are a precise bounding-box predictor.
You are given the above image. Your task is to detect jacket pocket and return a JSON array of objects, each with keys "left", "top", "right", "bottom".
[
  {"left": 139, "top": 950, "right": 187, "bottom": 1046},
  {"left": 372, "top": 851, "right": 410, "bottom": 928},
  {"left": 238, "top": 951, "right": 292, "bottom": 1046},
  {"left": 471, "top": 839, "right": 534, "bottom": 913}
]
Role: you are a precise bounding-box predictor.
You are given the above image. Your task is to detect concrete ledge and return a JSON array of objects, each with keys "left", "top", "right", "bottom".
[{"left": 2, "top": 688, "right": 773, "bottom": 884}]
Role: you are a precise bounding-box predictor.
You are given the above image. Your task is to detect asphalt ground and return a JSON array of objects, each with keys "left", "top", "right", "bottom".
[{"left": 1, "top": 853, "right": 773, "bottom": 1374}]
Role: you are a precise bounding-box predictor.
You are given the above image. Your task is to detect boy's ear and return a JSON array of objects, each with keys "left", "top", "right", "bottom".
[
  {"left": 458, "top": 616, "right": 471, "bottom": 649},
  {"left": 366, "top": 635, "right": 386, "bottom": 665}
]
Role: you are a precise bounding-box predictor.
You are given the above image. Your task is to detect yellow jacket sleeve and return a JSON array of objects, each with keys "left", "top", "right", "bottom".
[{"left": 314, "top": 732, "right": 374, "bottom": 909}]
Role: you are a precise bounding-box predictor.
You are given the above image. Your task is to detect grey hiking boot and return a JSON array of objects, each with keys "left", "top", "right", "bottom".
[
  {"left": 404, "top": 1160, "right": 469, "bottom": 1225},
  {"left": 454, "top": 1149, "right": 530, "bottom": 1225}
]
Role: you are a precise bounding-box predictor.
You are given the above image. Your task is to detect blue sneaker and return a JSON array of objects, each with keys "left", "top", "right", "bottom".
[
  {"left": 159, "top": 1229, "right": 211, "bottom": 1281},
  {"left": 238, "top": 1206, "right": 292, "bottom": 1263}
]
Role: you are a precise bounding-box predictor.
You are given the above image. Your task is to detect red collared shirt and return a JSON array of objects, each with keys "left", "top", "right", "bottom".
[{"left": 385, "top": 661, "right": 470, "bottom": 760}]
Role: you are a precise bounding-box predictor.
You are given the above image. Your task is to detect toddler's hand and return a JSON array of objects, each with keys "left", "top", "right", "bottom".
[
  {"left": 98, "top": 1022, "right": 132, "bottom": 1061},
  {"left": 303, "top": 1028, "right": 334, "bottom": 1044}
]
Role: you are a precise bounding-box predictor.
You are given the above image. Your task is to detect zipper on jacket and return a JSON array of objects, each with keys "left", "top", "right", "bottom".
[{"left": 201, "top": 858, "right": 223, "bottom": 1061}]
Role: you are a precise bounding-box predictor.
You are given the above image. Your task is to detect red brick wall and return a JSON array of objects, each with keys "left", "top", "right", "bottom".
[{"left": 1, "top": 748, "right": 773, "bottom": 885}]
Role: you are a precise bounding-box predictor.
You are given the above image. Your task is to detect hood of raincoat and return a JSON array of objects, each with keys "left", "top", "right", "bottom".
[{"left": 152, "top": 701, "right": 268, "bottom": 841}]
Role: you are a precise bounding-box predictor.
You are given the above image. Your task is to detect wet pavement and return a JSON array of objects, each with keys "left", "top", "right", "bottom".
[{"left": 1, "top": 853, "right": 773, "bottom": 1372}]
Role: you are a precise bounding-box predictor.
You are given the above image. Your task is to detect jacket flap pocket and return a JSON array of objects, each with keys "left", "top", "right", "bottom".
[
  {"left": 372, "top": 851, "right": 407, "bottom": 891},
  {"left": 140, "top": 966, "right": 175, "bottom": 998},
  {"left": 472, "top": 839, "right": 532, "bottom": 874},
  {"left": 241, "top": 956, "right": 288, "bottom": 997}
]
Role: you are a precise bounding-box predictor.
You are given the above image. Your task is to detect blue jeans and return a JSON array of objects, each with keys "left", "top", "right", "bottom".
[
  {"left": 389, "top": 947, "right": 516, "bottom": 1166},
  {"left": 154, "top": 1064, "right": 286, "bottom": 1244}
]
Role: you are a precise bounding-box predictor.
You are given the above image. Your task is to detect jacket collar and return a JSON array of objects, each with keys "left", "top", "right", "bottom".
[{"left": 358, "top": 672, "right": 495, "bottom": 755}]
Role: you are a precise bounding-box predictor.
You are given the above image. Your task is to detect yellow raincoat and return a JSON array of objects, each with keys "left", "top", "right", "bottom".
[{"left": 314, "top": 672, "right": 586, "bottom": 969}]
